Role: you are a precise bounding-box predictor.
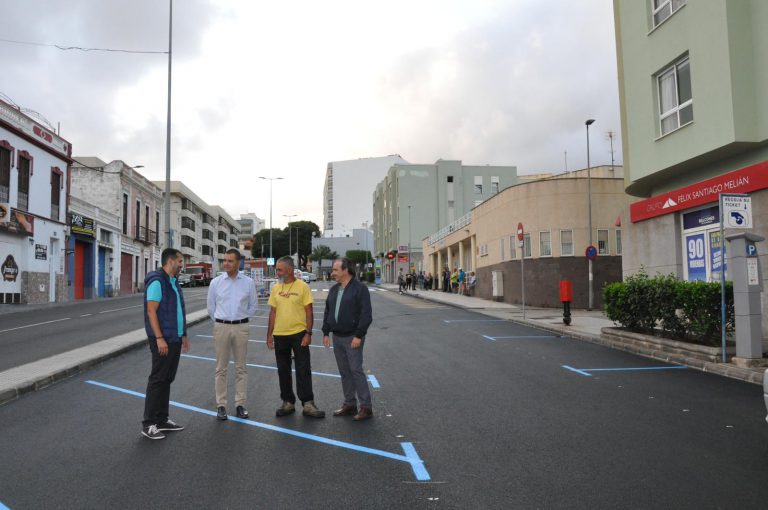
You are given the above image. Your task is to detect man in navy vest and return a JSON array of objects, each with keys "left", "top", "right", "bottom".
[{"left": 141, "top": 248, "right": 189, "bottom": 440}]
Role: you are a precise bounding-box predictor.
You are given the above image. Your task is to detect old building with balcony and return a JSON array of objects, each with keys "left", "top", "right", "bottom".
[
  {"left": 71, "top": 158, "right": 162, "bottom": 294},
  {"left": 0, "top": 98, "right": 71, "bottom": 304}
]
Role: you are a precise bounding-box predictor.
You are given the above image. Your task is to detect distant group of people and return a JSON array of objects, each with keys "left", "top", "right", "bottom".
[
  {"left": 396, "top": 267, "right": 476, "bottom": 295},
  {"left": 141, "top": 249, "right": 374, "bottom": 441}
]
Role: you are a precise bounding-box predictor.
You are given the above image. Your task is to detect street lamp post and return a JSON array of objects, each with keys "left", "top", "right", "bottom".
[
  {"left": 164, "top": 0, "right": 173, "bottom": 248},
  {"left": 407, "top": 205, "right": 412, "bottom": 271},
  {"left": 259, "top": 177, "right": 283, "bottom": 266},
  {"left": 585, "top": 118, "right": 595, "bottom": 310},
  {"left": 283, "top": 213, "right": 297, "bottom": 257}
]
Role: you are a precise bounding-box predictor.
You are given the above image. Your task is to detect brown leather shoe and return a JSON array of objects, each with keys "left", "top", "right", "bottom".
[
  {"left": 352, "top": 407, "right": 373, "bottom": 421},
  {"left": 333, "top": 404, "right": 358, "bottom": 417}
]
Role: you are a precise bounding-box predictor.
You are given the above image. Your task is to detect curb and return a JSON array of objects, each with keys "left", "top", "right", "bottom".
[
  {"left": 392, "top": 288, "right": 764, "bottom": 387},
  {"left": 0, "top": 311, "right": 211, "bottom": 406}
]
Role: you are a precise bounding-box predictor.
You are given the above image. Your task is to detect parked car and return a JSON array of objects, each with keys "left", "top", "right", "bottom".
[
  {"left": 301, "top": 271, "right": 311, "bottom": 283},
  {"left": 764, "top": 369, "right": 768, "bottom": 424},
  {"left": 177, "top": 272, "right": 192, "bottom": 287},
  {"left": 305, "top": 271, "right": 317, "bottom": 282}
]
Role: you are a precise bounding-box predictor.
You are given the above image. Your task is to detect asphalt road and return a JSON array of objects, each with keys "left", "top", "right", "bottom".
[
  {"left": 0, "top": 289, "right": 209, "bottom": 372},
  {"left": 1, "top": 282, "right": 768, "bottom": 509}
]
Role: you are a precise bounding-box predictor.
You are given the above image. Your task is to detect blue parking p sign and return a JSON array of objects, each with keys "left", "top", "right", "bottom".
[{"left": 746, "top": 242, "right": 758, "bottom": 257}]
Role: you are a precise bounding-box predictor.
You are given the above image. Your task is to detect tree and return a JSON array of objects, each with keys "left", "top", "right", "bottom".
[
  {"left": 311, "top": 244, "right": 339, "bottom": 273},
  {"left": 287, "top": 220, "right": 321, "bottom": 268},
  {"left": 251, "top": 228, "right": 288, "bottom": 260},
  {"left": 345, "top": 249, "right": 373, "bottom": 265}
]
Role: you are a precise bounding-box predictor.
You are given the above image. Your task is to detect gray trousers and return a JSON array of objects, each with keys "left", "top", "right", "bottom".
[{"left": 332, "top": 334, "right": 372, "bottom": 408}]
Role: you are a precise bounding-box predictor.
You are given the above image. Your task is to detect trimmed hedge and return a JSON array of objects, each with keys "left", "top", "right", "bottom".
[{"left": 603, "top": 270, "right": 734, "bottom": 346}]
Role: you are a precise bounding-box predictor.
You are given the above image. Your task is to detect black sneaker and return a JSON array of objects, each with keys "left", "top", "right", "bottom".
[
  {"left": 157, "top": 419, "right": 184, "bottom": 432},
  {"left": 142, "top": 425, "right": 165, "bottom": 440}
]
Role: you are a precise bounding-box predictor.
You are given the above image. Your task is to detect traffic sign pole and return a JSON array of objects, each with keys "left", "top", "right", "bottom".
[
  {"left": 518, "top": 223, "right": 525, "bottom": 320},
  {"left": 719, "top": 194, "right": 726, "bottom": 363}
]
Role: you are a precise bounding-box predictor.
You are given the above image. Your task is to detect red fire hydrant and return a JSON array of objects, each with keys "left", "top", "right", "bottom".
[{"left": 560, "top": 280, "right": 572, "bottom": 326}]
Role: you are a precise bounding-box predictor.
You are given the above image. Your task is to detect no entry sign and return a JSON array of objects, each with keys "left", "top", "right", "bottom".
[{"left": 517, "top": 223, "right": 524, "bottom": 241}]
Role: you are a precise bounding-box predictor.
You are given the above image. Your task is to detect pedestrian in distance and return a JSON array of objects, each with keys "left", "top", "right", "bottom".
[
  {"left": 322, "top": 258, "right": 374, "bottom": 421},
  {"left": 266, "top": 256, "right": 325, "bottom": 418},
  {"left": 468, "top": 271, "right": 477, "bottom": 296},
  {"left": 458, "top": 268, "right": 466, "bottom": 295},
  {"left": 397, "top": 268, "right": 405, "bottom": 293},
  {"left": 443, "top": 268, "right": 451, "bottom": 293},
  {"left": 405, "top": 271, "right": 412, "bottom": 292},
  {"left": 450, "top": 268, "right": 459, "bottom": 293},
  {"left": 207, "top": 248, "right": 258, "bottom": 421},
  {"left": 141, "top": 248, "right": 189, "bottom": 440}
]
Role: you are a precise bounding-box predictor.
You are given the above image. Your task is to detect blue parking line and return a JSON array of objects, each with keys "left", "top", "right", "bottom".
[
  {"left": 85, "top": 380, "right": 429, "bottom": 481},
  {"left": 444, "top": 319, "right": 505, "bottom": 323},
  {"left": 562, "top": 365, "right": 592, "bottom": 376},
  {"left": 182, "top": 354, "right": 342, "bottom": 378},
  {"left": 367, "top": 374, "right": 380, "bottom": 388},
  {"left": 562, "top": 365, "right": 687, "bottom": 377},
  {"left": 0, "top": 501, "right": 11, "bottom": 510},
  {"left": 484, "top": 335, "right": 559, "bottom": 341}
]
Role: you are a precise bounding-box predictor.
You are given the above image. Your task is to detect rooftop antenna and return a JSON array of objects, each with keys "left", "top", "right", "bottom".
[{"left": 606, "top": 131, "right": 616, "bottom": 173}]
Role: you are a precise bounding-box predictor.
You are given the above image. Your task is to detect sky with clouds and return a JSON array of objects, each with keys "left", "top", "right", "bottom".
[{"left": 0, "top": 0, "right": 623, "bottom": 229}]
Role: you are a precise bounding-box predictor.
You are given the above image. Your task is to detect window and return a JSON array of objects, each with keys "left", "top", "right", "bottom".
[
  {"left": 500, "top": 238, "right": 505, "bottom": 260},
  {"left": 0, "top": 144, "right": 10, "bottom": 202},
  {"left": 122, "top": 194, "right": 129, "bottom": 234},
  {"left": 181, "top": 235, "right": 195, "bottom": 249},
  {"left": 181, "top": 216, "right": 196, "bottom": 231},
  {"left": 523, "top": 233, "right": 531, "bottom": 258},
  {"left": 17, "top": 155, "right": 30, "bottom": 211},
  {"left": 479, "top": 244, "right": 488, "bottom": 256},
  {"left": 135, "top": 200, "right": 141, "bottom": 238},
  {"left": 652, "top": 0, "right": 685, "bottom": 27},
  {"left": 658, "top": 57, "right": 692, "bottom": 135},
  {"left": 560, "top": 230, "right": 573, "bottom": 256},
  {"left": 202, "top": 229, "right": 214, "bottom": 241},
  {"left": 597, "top": 229, "right": 609, "bottom": 255},
  {"left": 616, "top": 229, "right": 622, "bottom": 255},
  {"left": 447, "top": 176, "right": 453, "bottom": 183},
  {"left": 50, "top": 168, "right": 62, "bottom": 220},
  {"left": 474, "top": 175, "right": 483, "bottom": 194},
  {"left": 491, "top": 176, "right": 499, "bottom": 194},
  {"left": 202, "top": 245, "right": 213, "bottom": 256},
  {"left": 539, "top": 231, "right": 552, "bottom": 257},
  {"left": 510, "top": 236, "right": 517, "bottom": 259}
]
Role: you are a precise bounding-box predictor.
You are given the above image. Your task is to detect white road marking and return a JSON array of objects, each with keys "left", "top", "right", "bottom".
[
  {"left": 80, "top": 314, "right": 93, "bottom": 317},
  {"left": 0, "top": 317, "right": 71, "bottom": 334},
  {"left": 99, "top": 305, "right": 143, "bottom": 314}
]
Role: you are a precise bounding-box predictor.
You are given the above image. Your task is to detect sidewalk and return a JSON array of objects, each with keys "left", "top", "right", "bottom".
[
  {"left": 379, "top": 283, "right": 766, "bottom": 386},
  {"left": 0, "top": 310, "right": 211, "bottom": 406}
]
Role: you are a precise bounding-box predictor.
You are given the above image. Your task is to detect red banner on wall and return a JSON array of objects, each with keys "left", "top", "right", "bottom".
[{"left": 630, "top": 161, "right": 768, "bottom": 223}]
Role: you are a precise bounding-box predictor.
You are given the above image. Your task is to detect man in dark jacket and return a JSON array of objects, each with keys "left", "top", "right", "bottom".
[
  {"left": 141, "top": 248, "right": 189, "bottom": 440},
  {"left": 322, "top": 257, "right": 374, "bottom": 421}
]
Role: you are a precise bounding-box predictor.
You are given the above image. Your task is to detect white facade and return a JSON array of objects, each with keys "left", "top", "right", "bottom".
[
  {"left": 323, "top": 155, "right": 409, "bottom": 236},
  {"left": 0, "top": 99, "right": 70, "bottom": 304},
  {"left": 237, "top": 212, "right": 265, "bottom": 245},
  {"left": 71, "top": 158, "right": 162, "bottom": 294}
]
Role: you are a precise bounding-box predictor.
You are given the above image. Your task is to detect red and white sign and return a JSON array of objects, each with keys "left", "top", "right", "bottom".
[
  {"left": 517, "top": 222, "right": 524, "bottom": 241},
  {"left": 630, "top": 161, "right": 768, "bottom": 223}
]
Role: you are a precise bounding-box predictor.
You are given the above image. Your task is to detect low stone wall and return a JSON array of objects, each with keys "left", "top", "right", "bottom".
[
  {"left": 474, "top": 256, "right": 622, "bottom": 309},
  {"left": 21, "top": 272, "right": 68, "bottom": 304}
]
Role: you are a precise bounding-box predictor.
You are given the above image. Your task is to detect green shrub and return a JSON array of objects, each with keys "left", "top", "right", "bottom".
[{"left": 603, "top": 271, "right": 733, "bottom": 344}]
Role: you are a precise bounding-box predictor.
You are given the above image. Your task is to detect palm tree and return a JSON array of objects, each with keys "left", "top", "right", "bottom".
[{"left": 310, "top": 245, "right": 339, "bottom": 275}]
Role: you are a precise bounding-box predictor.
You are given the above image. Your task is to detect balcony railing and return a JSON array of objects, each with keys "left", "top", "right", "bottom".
[
  {"left": 135, "top": 226, "right": 158, "bottom": 245},
  {"left": 0, "top": 184, "right": 8, "bottom": 202},
  {"left": 16, "top": 191, "right": 28, "bottom": 211},
  {"left": 427, "top": 212, "right": 471, "bottom": 246}
]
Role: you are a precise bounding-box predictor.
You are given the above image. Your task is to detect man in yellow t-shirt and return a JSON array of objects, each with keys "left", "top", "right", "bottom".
[{"left": 267, "top": 256, "right": 325, "bottom": 418}]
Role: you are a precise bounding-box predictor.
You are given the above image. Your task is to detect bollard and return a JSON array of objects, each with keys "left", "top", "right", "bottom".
[{"left": 560, "top": 280, "right": 573, "bottom": 326}]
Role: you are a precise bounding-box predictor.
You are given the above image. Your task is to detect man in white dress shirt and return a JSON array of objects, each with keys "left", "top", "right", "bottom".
[{"left": 207, "top": 249, "right": 258, "bottom": 421}]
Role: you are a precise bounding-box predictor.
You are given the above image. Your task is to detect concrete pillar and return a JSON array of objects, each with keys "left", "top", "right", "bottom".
[
  {"left": 470, "top": 235, "right": 477, "bottom": 272},
  {"left": 447, "top": 246, "right": 453, "bottom": 272},
  {"left": 458, "top": 241, "right": 465, "bottom": 271},
  {"left": 437, "top": 250, "right": 443, "bottom": 290}
]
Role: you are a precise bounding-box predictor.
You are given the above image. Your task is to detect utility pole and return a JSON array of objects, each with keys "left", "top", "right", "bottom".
[{"left": 163, "top": 0, "right": 173, "bottom": 248}]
